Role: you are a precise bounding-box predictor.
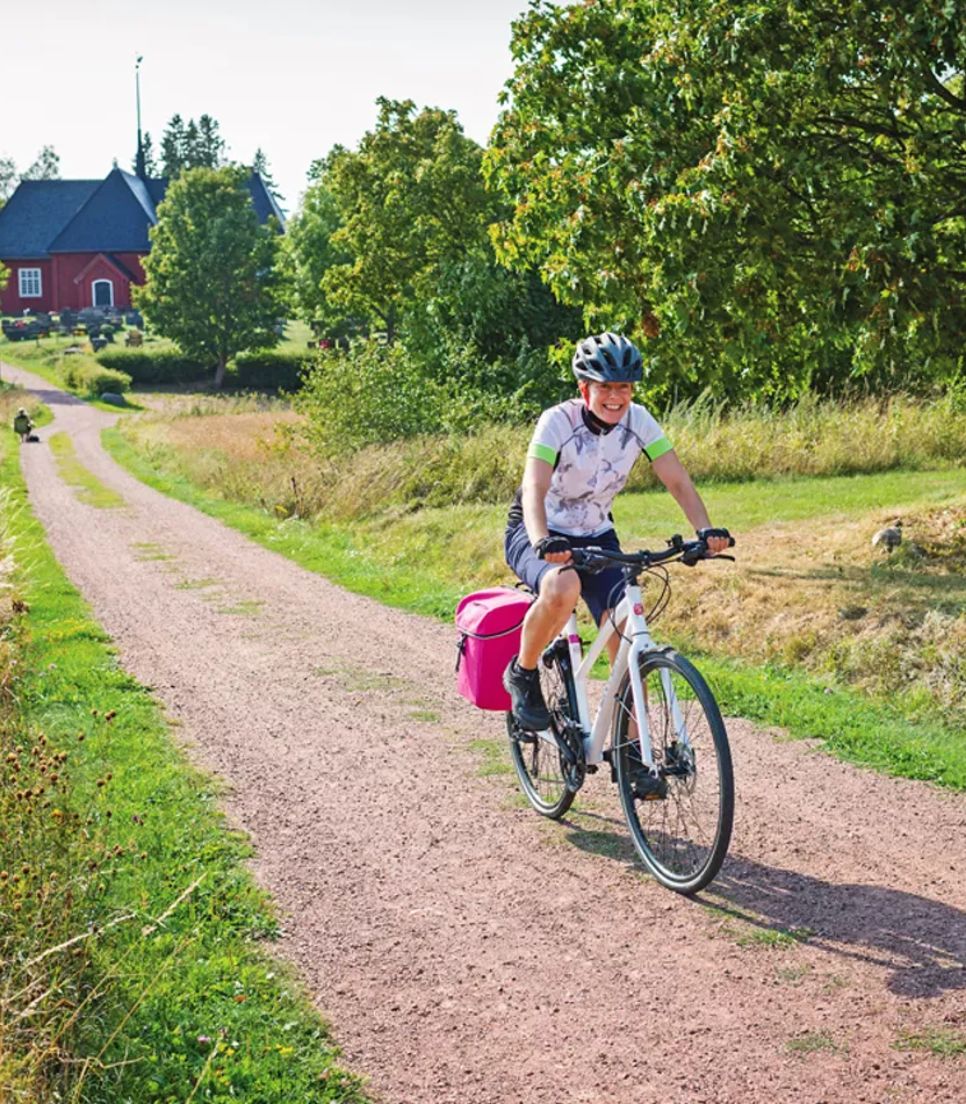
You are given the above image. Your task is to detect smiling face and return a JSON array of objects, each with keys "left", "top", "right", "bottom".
[{"left": 578, "top": 380, "right": 634, "bottom": 425}]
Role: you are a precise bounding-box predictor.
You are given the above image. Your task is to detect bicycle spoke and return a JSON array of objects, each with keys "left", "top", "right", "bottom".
[
  {"left": 507, "top": 648, "right": 576, "bottom": 819},
  {"left": 613, "top": 652, "right": 733, "bottom": 893}
]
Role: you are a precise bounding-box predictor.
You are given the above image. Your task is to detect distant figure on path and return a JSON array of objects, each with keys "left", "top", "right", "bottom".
[{"left": 13, "top": 407, "right": 33, "bottom": 443}]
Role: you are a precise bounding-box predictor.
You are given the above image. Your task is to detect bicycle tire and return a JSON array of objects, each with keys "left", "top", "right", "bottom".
[
  {"left": 613, "top": 650, "right": 733, "bottom": 894},
  {"left": 506, "top": 642, "right": 578, "bottom": 819}
]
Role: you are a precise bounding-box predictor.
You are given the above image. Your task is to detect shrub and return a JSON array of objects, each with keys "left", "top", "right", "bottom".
[
  {"left": 296, "top": 341, "right": 444, "bottom": 453},
  {"left": 97, "top": 346, "right": 205, "bottom": 385},
  {"left": 229, "top": 349, "right": 311, "bottom": 391},
  {"left": 63, "top": 360, "right": 131, "bottom": 397}
]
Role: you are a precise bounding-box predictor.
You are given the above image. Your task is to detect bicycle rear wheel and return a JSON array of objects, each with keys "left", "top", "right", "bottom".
[
  {"left": 507, "top": 642, "right": 578, "bottom": 819},
  {"left": 613, "top": 650, "right": 733, "bottom": 894}
]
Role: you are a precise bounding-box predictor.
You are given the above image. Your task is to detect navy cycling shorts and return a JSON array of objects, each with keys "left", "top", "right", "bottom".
[{"left": 504, "top": 521, "right": 625, "bottom": 626}]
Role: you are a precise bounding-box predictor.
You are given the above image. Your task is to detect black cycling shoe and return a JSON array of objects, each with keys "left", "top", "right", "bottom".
[{"left": 503, "top": 656, "right": 551, "bottom": 731}]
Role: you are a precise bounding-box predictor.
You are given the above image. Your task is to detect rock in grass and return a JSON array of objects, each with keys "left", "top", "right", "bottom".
[{"left": 100, "top": 392, "right": 127, "bottom": 407}]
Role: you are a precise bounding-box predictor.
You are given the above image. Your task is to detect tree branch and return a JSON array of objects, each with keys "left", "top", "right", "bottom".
[{"left": 922, "top": 66, "right": 966, "bottom": 113}]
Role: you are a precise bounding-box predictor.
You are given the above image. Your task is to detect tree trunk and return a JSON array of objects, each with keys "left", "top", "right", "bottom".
[{"left": 213, "top": 355, "right": 228, "bottom": 389}]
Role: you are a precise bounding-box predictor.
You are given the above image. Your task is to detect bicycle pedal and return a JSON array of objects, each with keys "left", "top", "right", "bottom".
[
  {"left": 633, "top": 774, "right": 668, "bottom": 801},
  {"left": 511, "top": 727, "right": 536, "bottom": 744}
]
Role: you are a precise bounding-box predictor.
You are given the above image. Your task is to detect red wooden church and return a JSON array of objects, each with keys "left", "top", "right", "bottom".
[{"left": 0, "top": 166, "right": 283, "bottom": 316}]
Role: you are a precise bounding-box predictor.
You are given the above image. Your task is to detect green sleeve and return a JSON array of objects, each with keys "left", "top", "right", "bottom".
[
  {"left": 644, "top": 435, "right": 673, "bottom": 462},
  {"left": 528, "top": 441, "right": 558, "bottom": 465}
]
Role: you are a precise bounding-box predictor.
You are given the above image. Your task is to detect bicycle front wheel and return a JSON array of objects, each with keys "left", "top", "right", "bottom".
[
  {"left": 613, "top": 650, "right": 733, "bottom": 894},
  {"left": 506, "top": 643, "right": 577, "bottom": 819}
]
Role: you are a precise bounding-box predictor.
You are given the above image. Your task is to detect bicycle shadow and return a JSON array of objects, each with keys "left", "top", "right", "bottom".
[{"left": 562, "top": 814, "right": 966, "bottom": 998}]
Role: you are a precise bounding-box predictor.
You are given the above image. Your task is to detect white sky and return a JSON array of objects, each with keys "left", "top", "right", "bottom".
[{"left": 2, "top": 0, "right": 537, "bottom": 213}]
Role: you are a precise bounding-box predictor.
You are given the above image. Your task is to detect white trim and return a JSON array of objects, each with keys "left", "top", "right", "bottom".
[
  {"left": 18, "top": 267, "right": 42, "bottom": 298},
  {"left": 91, "top": 278, "right": 114, "bottom": 307}
]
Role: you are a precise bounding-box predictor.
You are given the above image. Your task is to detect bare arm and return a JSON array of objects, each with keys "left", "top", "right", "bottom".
[
  {"left": 652, "top": 450, "right": 731, "bottom": 553},
  {"left": 521, "top": 456, "right": 572, "bottom": 564}
]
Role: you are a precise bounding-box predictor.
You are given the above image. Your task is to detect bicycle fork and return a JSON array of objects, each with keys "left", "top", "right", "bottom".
[{"left": 574, "top": 585, "right": 695, "bottom": 779}]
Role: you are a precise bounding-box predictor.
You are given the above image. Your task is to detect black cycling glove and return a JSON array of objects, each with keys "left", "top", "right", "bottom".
[
  {"left": 533, "top": 535, "right": 572, "bottom": 559},
  {"left": 697, "top": 527, "right": 734, "bottom": 544}
]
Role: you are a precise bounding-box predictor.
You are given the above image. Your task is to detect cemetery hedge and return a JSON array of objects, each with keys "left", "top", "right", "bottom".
[{"left": 98, "top": 346, "right": 310, "bottom": 392}]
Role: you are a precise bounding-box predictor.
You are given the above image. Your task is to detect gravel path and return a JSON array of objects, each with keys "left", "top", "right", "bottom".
[{"left": 6, "top": 362, "right": 966, "bottom": 1103}]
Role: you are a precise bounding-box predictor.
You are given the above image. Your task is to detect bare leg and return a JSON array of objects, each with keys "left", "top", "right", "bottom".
[{"left": 517, "top": 567, "right": 581, "bottom": 668}]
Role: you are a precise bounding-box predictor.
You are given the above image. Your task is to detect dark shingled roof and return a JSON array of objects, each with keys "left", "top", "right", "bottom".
[
  {"left": 246, "top": 173, "right": 286, "bottom": 228},
  {"left": 0, "top": 168, "right": 284, "bottom": 260},
  {"left": 49, "top": 168, "right": 158, "bottom": 253},
  {"left": 0, "top": 180, "right": 100, "bottom": 258}
]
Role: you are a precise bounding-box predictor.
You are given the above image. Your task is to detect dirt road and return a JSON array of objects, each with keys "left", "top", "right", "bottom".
[{"left": 6, "top": 362, "right": 965, "bottom": 1103}]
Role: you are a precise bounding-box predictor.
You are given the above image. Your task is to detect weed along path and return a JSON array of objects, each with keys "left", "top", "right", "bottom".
[{"left": 6, "top": 361, "right": 966, "bottom": 1104}]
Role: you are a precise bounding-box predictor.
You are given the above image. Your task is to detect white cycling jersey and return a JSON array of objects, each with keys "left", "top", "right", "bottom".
[{"left": 513, "top": 399, "right": 673, "bottom": 537}]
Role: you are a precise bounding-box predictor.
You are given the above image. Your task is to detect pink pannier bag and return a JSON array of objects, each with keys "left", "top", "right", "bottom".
[{"left": 455, "top": 587, "right": 533, "bottom": 711}]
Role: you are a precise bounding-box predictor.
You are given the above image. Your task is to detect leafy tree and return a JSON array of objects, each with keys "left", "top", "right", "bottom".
[
  {"left": 136, "top": 166, "right": 284, "bottom": 387},
  {"left": 0, "top": 260, "right": 8, "bottom": 294},
  {"left": 321, "top": 98, "right": 492, "bottom": 342},
  {"left": 21, "top": 145, "right": 60, "bottom": 181},
  {"left": 487, "top": 0, "right": 966, "bottom": 400},
  {"left": 160, "top": 114, "right": 226, "bottom": 177},
  {"left": 0, "top": 155, "right": 16, "bottom": 205},
  {"left": 282, "top": 169, "right": 355, "bottom": 336}
]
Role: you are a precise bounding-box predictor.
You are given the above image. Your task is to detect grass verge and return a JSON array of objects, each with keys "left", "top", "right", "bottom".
[
  {"left": 49, "top": 432, "right": 126, "bottom": 509},
  {"left": 103, "top": 425, "right": 966, "bottom": 791},
  {"left": 0, "top": 395, "right": 367, "bottom": 1101}
]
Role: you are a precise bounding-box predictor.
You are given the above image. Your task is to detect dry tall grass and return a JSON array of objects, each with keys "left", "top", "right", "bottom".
[{"left": 120, "top": 393, "right": 966, "bottom": 522}]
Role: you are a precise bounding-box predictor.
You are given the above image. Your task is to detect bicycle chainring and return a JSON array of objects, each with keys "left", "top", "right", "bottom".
[{"left": 556, "top": 719, "right": 586, "bottom": 794}]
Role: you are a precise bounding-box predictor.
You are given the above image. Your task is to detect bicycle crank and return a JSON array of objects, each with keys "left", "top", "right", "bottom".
[{"left": 556, "top": 720, "right": 586, "bottom": 794}]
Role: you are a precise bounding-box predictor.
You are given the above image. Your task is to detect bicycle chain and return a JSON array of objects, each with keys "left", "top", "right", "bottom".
[{"left": 556, "top": 718, "right": 586, "bottom": 794}]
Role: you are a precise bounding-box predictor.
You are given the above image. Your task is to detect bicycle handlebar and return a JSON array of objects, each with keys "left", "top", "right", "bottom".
[{"left": 569, "top": 533, "right": 736, "bottom": 573}]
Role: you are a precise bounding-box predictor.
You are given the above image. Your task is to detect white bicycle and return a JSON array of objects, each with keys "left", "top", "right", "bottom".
[{"left": 506, "top": 534, "right": 735, "bottom": 895}]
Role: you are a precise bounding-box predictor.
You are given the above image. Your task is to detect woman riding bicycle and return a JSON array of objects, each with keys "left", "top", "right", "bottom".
[{"left": 503, "top": 332, "right": 731, "bottom": 731}]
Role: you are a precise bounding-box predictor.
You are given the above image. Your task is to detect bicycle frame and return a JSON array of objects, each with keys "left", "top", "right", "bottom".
[{"left": 561, "top": 577, "right": 676, "bottom": 771}]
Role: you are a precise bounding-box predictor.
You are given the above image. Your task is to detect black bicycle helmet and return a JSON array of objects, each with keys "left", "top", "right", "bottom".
[{"left": 572, "top": 332, "right": 643, "bottom": 383}]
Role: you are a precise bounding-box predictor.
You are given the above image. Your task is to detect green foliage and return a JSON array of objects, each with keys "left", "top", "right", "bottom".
[
  {"left": 287, "top": 98, "right": 582, "bottom": 438},
  {"left": 295, "top": 338, "right": 557, "bottom": 454},
  {"left": 160, "top": 113, "right": 227, "bottom": 177},
  {"left": 137, "top": 165, "right": 285, "bottom": 387},
  {"left": 320, "top": 98, "right": 493, "bottom": 342},
  {"left": 487, "top": 0, "right": 966, "bottom": 402},
  {"left": 0, "top": 259, "right": 8, "bottom": 294},
  {"left": 132, "top": 129, "right": 159, "bottom": 176},
  {"left": 96, "top": 344, "right": 310, "bottom": 391},
  {"left": 20, "top": 144, "right": 60, "bottom": 181},
  {"left": 282, "top": 175, "right": 357, "bottom": 336},
  {"left": 230, "top": 349, "right": 310, "bottom": 391},
  {"left": 0, "top": 399, "right": 368, "bottom": 1103},
  {"left": 62, "top": 359, "right": 131, "bottom": 397},
  {"left": 295, "top": 341, "right": 445, "bottom": 452},
  {"left": 97, "top": 346, "right": 206, "bottom": 384},
  {"left": 0, "top": 154, "right": 16, "bottom": 203}
]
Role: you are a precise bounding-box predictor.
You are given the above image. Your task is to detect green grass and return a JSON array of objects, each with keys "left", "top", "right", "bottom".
[
  {"left": 894, "top": 1028, "right": 966, "bottom": 1058},
  {"left": 786, "top": 1032, "right": 842, "bottom": 1055},
  {"left": 48, "top": 432, "right": 126, "bottom": 509},
  {"left": 0, "top": 424, "right": 367, "bottom": 1099},
  {"left": 614, "top": 467, "right": 966, "bottom": 535},
  {"left": 696, "top": 653, "right": 966, "bottom": 788},
  {"left": 704, "top": 905, "right": 813, "bottom": 949},
  {"left": 101, "top": 425, "right": 966, "bottom": 791}
]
